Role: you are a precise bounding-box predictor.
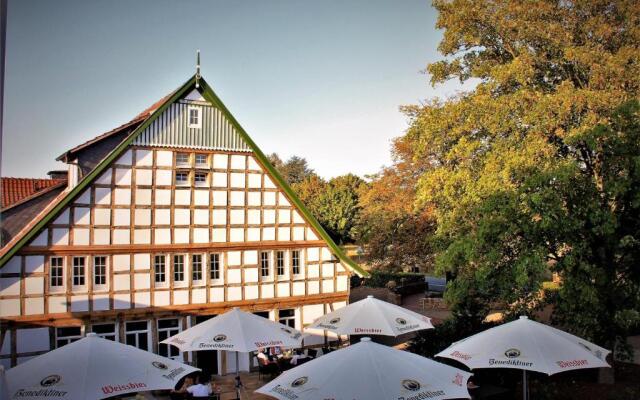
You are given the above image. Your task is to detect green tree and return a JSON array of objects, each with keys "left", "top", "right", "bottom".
[
  {"left": 403, "top": 0, "right": 640, "bottom": 353},
  {"left": 268, "top": 153, "right": 316, "bottom": 185}
]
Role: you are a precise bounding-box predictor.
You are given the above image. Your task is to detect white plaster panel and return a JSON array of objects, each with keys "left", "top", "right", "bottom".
[
  {"left": 51, "top": 229, "right": 69, "bottom": 245},
  {"left": 247, "top": 209, "right": 260, "bottom": 225},
  {"left": 260, "top": 284, "right": 274, "bottom": 299},
  {"left": 48, "top": 296, "right": 67, "bottom": 314},
  {"left": 230, "top": 173, "right": 245, "bottom": 188},
  {"left": 93, "top": 294, "right": 110, "bottom": 311},
  {"left": 307, "top": 264, "right": 320, "bottom": 279},
  {"left": 247, "top": 192, "right": 261, "bottom": 206},
  {"left": 230, "top": 155, "right": 246, "bottom": 170},
  {"left": 307, "top": 228, "right": 319, "bottom": 240},
  {"left": 212, "top": 209, "right": 226, "bottom": 225},
  {"left": 96, "top": 169, "right": 112, "bottom": 185},
  {"left": 75, "top": 189, "right": 91, "bottom": 204},
  {"left": 230, "top": 209, "right": 245, "bottom": 225},
  {"left": 154, "top": 228, "right": 171, "bottom": 244},
  {"left": 156, "top": 150, "right": 173, "bottom": 167},
  {"left": 155, "top": 209, "right": 170, "bottom": 225},
  {"left": 4, "top": 257, "right": 21, "bottom": 274},
  {"left": 247, "top": 228, "right": 260, "bottom": 241},
  {"left": 244, "top": 250, "right": 258, "bottom": 265},
  {"left": 210, "top": 287, "right": 225, "bottom": 302},
  {"left": 244, "top": 285, "right": 258, "bottom": 300},
  {"left": 113, "top": 293, "right": 131, "bottom": 309},
  {"left": 307, "top": 248, "right": 320, "bottom": 262},
  {"left": 336, "top": 263, "right": 346, "bottom": 273},
  {"left": 229, "top": 191, "right": 245, "bottom": 206},
  {"left": 25, "top": 277, "right": 44, "bottom": 295},
  {"left": 134, "top": 292, "right": 151, "bottom": 308},
  {"left": 53, "top": 209, "right": 70, "bottom": 225},
  {"left": 174, "top": 228, "right": 189, "bottom": 244},
  {"left": 115, "top": 168, "right": 132, "bottom": 185},
  {"left": 31, "top": 231, "right": 48, "bottom": 246},
  {"left": 192, "top": 288, "right": 207, "bottom": 304},
  {"left": 175, "top": 189, "right": 191, "bottom": 206},
  {"left": 193, "top": 228, "right": 209, "bottom": 243},
  {"left": 293, "top": 281, "right": 305, "bottom": 296},
  {"left": 116, "top": 149, "right": 132, "bottom": 165},
  {"left": 263, "top": 209, "right": 276, "bottom": 224},
  {"left": 94, "top": 208, "right": 111, "bottom": 225},
  {"left": 322, "top": 279, "right": 334, "bottom": 293},
  {"left": 194, "top": 209, "right": 209, "bottom": 225},
  {"left": 95, "top": 187, "right": 111, "bottom": 205},
  {"left": 113, "top": 274, "right": 130, "bottom": 291},
  {"left": 73, "top": 207, "right": 90, "bottom": 225},
  {"left": 154, "top": 291, "right": 170, "bottom": 307},
  {"left": 292, "top": 227, "right": 305, "bottom": 241},
  {"left": 173, "top": 290, "right": 189, "bottom": 305},
  {"left": 194, "top": 190, "right": 209, "bottom": 206},
  {"left": 73, "top": 228, "right": 89, "bottom": 245},
  {"left": 93, "top": 229, "right": 110, "bottom": 245},
  {"left": 262, "top": 227, "right": 275, "bottom": 241},
  {"left": 277, "top": 283, "right": 290, "bottom": 298},
  {"left": 321, "top": 248, "right": 333, "bottom": 261},
  {"left": 227, "top": 286, "right": 242, "bottom": 301},
  {"left": 134, "top": 253, "right": 150, "bottom": 270},
  {"left": 0, "top": 299, "right": 20, "bottom": 317},
  {"left": 213, "top": 153, "right": 228, "bottom": 169},
  {"left": 114, "top": 188, "right": 131, "bottom": 205},
  {"left": 113, "top": 229, "right": 130, "bottom": 244},
  {"left": 244, "top": 268, "right": 258, "bottom": 283},
  {"left": 136, "top": 149, "right": 153, "bottom": 166},
  {"left": 248, "top": 157, "right": 260, "bottom": 170},
  {"left": 230, "top": 228, "right": 244, "bottom": 242},
  {"left": 134, "top": 209, "right": 151, "bottom": 225},
  {"left": 212, "top": 172, "right": 227, "bottom": 187},
  {"left": 174, "top": 208, "right": 190, "bottom": 225},
  {"left": 278, "top": 193, "right": 291, "bottom": 206},
  {"left": 213, "top": 191, "right": 227, "bottom": 206},
  {"left": 112, "top": 255, "right": 130, "bottom": 272},
  {"left": 0, "top": 277, "right": 20, "bottom": 296},
  {"left": 70, "top": 295, "right": 89, "bottom": 312},
  {"left": 264, "top": 175, "right": 277, "bottom": 189},
  {"left": 24, "top": 298, "right": 44, "bottom": 315},
  {"left": 17, "top": 328, "right": 49, "bottom": 353},
  {"left": 337, "top": 275, "right": 348, "bottom": 292},
  {"left": 135, "top": 169, "right": 153, "bottom": 186},
  {"left": 278, "top": 209, "right": 291, "bottom": 224},
  {"left": 247, "top": 173, "right": 261, "bottom": 188},
  {"left": 263, "top": 192, "right": 276, "bottom": 206},
  {"left": 227, "top": 269, "right": 242, "bottom": 284},
  {"left": 135, "top": 189, "right": 152, "bottom": 205},
  {"left": 25, "top": 256, "right": 45, "bottom": 273},
  {"left": 277, "top": 227, "right": 291, "bottom": 241},
  {"left": 308, "top": 280, "right": 320, "bottom": 295},
  {"left": 322, "top": 264, "right": 335, "bottom": 277},
  {"left": 302, "top": 304, "right": 324, "bottom": 324},
  {"left": 155, "top": 170, "right": 172, "bottom": 186},
  {"left": 212, "top": 228, "right": 226, "bottom": 242},
  {"left": 293, "top": 211, "right": 304, "bottom": 224}
]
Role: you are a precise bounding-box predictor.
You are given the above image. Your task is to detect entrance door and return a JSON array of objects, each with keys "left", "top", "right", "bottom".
[{"left": 194, "top": 315, "right": 218, "bottom": 376}]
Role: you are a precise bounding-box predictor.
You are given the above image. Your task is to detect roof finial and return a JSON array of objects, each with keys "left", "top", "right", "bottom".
[{"left": 195, "top": 49, "right": 201, "bottom": 88}]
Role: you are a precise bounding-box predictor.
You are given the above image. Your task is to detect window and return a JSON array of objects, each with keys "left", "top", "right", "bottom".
[
  {"left": 157, "top": 319, "right": 181, "bottom": 359},
  {"left": 176, "top": 152, "right": 190, "bottom": 166},
  {"left": 276, "top": 251, "right": 285, "bottom": 276},
  {"left": 175, "top": 171, "right": 189, "bottom": 186},
  {"left": 93, "top": 256, "right": 107, "bottom": 288},
  {"left": 173, "top": 255, "right": 185, "bottom": 283},
  {"left": 56, "top": 327, "right": 82, "bottom": 348},
  {"left": 292, "top": 250, "right": 301, "bottom": 276},
  {"left": 72, "top": 256, "right": 86, "bottom": 287},
  {"left": 50, "top": 256, "right": 64, "bottom": 289},
  {"left": 210, "top": 253, "right": 221, "bottom": 280},
  {"left": 91, "top": 323, "right": 117, "bottom": 341},
  {"left": 192, "top": 254, "right": 203, "bottom": 282},
  {"left": 125, "top": 321, "right": 149, "bottom": 351},
  {"left": 154, "top": 255, "right": 166, "bottom": 285},
  {"left": 194, "top": 172, "right": 208, "bottom": 187},
  {"left": 195, "top": 153, "right": 208, "bottom": 167},
  {"left": 188, "top": 107, "right": 201, "bottom": 128},
  {"left": 278, "top": 309, "right": 295, "bottom": 329},
  {"left": 260, "top": 251, "right": 270, "bottom": 278}
]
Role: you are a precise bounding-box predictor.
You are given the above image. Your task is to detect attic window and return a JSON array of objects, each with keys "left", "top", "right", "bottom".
[
  {"left": 175, "top": 171, "right": 190, "bottom": 186},
  {"left": 188, "top": 107, "right": 201, "bottom": 128}
]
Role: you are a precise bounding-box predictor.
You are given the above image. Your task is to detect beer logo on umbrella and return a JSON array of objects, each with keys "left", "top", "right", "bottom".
[
  {"left": 40, "top": 375, "right": 61, "bottom": 387},
  {"left": 329, "top": 318, "right": 341, "bottom": 325},
  {"left": 291, "top": 377, "right": 308, "bottom": 387},
  {"left": 213, "top": 334, "right": 227, "bottom": 342},
  {"left": 402, "top": 379, "right": 421, "bottom": 391},
  {"left": 152, "top": 361, "right": 168, "bottom": 370},
  {"left": 281, "top": 327, "right": 292, "bottom": 334},
  {"left": 504, "top": 348, "right": 521, "bottom": 358},
  {"left": 396, "top": 318, "right": 408, "bottom": 326}
]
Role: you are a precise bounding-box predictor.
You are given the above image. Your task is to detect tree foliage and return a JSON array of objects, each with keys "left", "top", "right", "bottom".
[
  {"left": 403, "top": 0, "right": 640, "bottom": 352},
  {"left": 267, "top": 153, "right": 316, "bottom": 185}
]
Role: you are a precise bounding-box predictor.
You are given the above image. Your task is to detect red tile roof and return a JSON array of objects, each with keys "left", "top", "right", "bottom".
[{"left": 1, "top": 178, "right": 67, "bottom": 209}]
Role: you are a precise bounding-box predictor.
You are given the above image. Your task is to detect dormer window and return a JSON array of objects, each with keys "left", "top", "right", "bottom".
[
  {"left": 188, "top": 107, "right": 201, "bottom": 128},
  {"left": 176, "top": 153, "right": 190, "bottom": 167}
]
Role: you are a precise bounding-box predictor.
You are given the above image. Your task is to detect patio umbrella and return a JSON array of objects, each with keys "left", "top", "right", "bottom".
[
  {"left": 436, "top": 316, "right": 610, "bottom": 400},
  {"left": 256, "top": 337, "right": 472, "bottom": 400},
  {"left": 306, "top": 295, "right": 434, "bottom": 337},
  {"left": 0, "top": 366, "right": 8, "bottom": 400},
  {"left": 5, "top": 333, "right": 198, "bottom": 400}
]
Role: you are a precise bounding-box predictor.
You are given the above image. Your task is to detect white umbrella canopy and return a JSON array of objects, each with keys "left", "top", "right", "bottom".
[
  {"left": 257, "top": 337, "right": 472, "bottom": 400},
  {"left": 161, "top": 307, "right": 303, "bottom": 352},
  {"left": 5, "top": 333, "right": 198, "bottom": 400},
  {"left": 306, "top": 295, "right": 434, "bottom": 337},
  {"left": 436, "top": 316, "right": 610, "bottom": 375}
]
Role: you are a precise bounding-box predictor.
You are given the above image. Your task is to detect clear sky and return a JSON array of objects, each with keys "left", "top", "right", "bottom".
[{"left": 2, "top": 0, "right": 469, "bottom": 179}]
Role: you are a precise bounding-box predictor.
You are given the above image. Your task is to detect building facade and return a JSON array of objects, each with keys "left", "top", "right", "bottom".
[{"left": 0, "top": 75, "right": 364, "bottom": 375}]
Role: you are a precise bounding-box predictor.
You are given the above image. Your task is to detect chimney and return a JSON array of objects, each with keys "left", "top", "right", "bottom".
[{"left": 47, "top": 170, "right": 68, "bottom": 181}]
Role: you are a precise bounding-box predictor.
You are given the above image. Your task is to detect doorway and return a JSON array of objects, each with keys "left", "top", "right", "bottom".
[{"left": 194, "top": 315, "right": 218, "bottom": 376}]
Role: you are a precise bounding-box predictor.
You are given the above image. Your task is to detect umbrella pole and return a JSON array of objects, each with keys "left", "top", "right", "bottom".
[{"left": 522, "top": 370, "right": 528, "bottom": 400}]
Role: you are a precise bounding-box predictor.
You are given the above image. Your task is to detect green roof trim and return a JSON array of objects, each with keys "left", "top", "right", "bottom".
[{"left": 0, "top": 74, "right": 367, "bottom": 277}]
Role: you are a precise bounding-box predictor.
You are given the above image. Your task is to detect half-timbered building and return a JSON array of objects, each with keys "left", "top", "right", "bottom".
[{"left": 0, "top": 74, "right": 365, "bottom": 376}]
